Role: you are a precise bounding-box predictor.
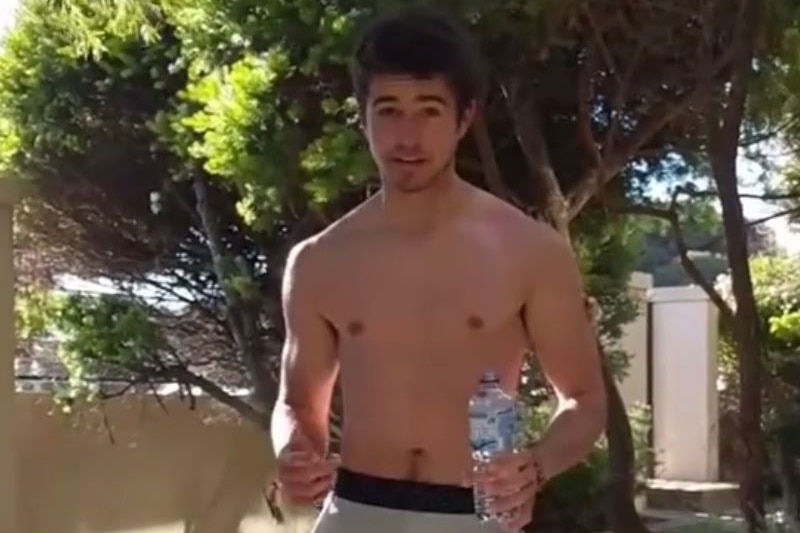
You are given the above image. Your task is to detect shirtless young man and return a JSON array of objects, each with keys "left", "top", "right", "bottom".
[{"left": 271, "top": 6, "right": 607, "bottom": 533}]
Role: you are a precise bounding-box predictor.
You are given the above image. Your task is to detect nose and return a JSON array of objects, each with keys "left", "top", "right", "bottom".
[{"left": 394, "top": 114, "right": 423, "bottom": 149}]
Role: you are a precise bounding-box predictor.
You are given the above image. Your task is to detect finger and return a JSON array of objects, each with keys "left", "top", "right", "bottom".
[
  {"left": 471, "top": 460, "right": 497, "bottom": 484},
  {"left": 491, "top": 483, "right": 536, "bottom": 514},
  {"left": 312, "top": 474, "right": 336, "bottom": 504},
  {"left": 283, "top": 471, "right": 335, "bottom": 501},
  {"left": 486, "top": 452, "right": 531, "bottom": 477},
  {"left": 281, "top": 460, "right": 336, "bottom": 485},
  {"left": 501, "top": 502, "right": 534, "bottom": 532},
  {"left": 280, "top": 450, "right": 318, "bottom": 467},
  {"left": 484, "top": 471, "right": 535, "bottom": 498},
  {"left": 500, "top": 514, "right": 526, "bottom": 533}
]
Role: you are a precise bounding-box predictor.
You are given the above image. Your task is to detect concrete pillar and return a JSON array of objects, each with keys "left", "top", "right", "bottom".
[
  {"left": 618, "top": 271, "right": 653, "bottom": 410},
  {"left": 0, "top": 180, "right": 20, "bottom": 533},
  {"left": 650, "top": 285, "right": 719, "bottom": 482}
]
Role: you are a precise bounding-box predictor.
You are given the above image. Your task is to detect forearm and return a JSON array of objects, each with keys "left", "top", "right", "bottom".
[
  {"left": 531, "top": 390, "right": 606, "bottom": 482},
  {"left": 270, "top": 399, "right": 330, "bottom": 458}
]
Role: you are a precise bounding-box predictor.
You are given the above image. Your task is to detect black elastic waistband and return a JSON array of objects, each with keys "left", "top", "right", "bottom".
[{"left": 333, "top": 468, "right": 475, "bottom": 514}]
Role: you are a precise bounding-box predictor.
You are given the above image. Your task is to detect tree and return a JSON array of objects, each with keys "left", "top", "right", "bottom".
[{"left": 717, "top": 255, "right": 800, "bottom": 526}]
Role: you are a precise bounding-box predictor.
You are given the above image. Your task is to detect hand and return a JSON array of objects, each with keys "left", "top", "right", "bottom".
[
  {"left": 473, "top": 448, "right": 544, "bottom": 532},
  {"left": 276, "top": 430, "right": 340, "bottom": 507}
]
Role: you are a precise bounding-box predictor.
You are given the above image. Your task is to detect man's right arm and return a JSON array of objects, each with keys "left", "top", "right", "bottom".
[{"left": 270, "top": 240, "right": 339, "bottom": 459}]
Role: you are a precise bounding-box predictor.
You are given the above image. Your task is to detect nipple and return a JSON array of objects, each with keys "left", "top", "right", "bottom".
[
  {"left": 347, "top": 320, "right": 365, "bottom": 336},
  {"left": 467, "top": 315, "right": 484, "bottom": 330}
]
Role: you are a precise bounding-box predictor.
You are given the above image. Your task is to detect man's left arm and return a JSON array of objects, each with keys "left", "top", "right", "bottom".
[{"left": 521, "top": 225, "right": 607, "bottom": 482}]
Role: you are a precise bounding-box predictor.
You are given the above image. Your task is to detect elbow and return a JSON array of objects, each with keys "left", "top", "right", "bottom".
[{"left": 568, "top": 386, "right": 607, "bottom": 438}]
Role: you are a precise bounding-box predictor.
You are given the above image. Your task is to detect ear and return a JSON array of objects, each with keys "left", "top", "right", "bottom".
[{"left": 457, "top": 100, "right": 478, "bottom": 139}]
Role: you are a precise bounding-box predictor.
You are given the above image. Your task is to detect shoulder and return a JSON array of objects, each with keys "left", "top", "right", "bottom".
[
  {"left": 474, "top": 188, "right": 568, "bottom": 257},
  {"left": 283, "top": 198, "right": 374, "bottom": 286},
  {"left": 471, "top": 189, "right": 577, "bottom": 287}
]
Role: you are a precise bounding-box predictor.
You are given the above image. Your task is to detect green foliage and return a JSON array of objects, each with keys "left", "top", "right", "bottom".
[
  {"left": 0, "top": 0, "right": 175, "bottom": 165},
  {"left": 14, "top": 286, "right": 60, "bottom": 341},
  {"left": 16, "top": 287, "right": 165, "bottom": 411},
  {"left": 573, "top": 211, "right": 643, "bottom": 375},
  {"left": 156, "top": 0, "right": 376, "bottom": 229},
  {"left": 717, "top": 255, "right": 800, "bottom": 465}
]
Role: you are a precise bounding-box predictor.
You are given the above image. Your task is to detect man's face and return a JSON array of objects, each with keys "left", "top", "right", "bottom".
[{"left": 363, "top": 74, "right": 474, "bottom": 193}]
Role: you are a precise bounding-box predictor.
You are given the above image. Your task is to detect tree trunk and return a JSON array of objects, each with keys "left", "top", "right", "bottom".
[
  {"left": 712, "top": 151, "right": 766, "bottom": 530},
  {"left": 600, "top": 346, "right": 650, "bottom": 533},
  {"left": 705, "top": 1, "right": 765, "bottom": 528}
]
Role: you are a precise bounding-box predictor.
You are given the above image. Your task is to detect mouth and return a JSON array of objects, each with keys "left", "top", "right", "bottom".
[{"left": 392, "top": 157, "right": 426, "bottom": 165}]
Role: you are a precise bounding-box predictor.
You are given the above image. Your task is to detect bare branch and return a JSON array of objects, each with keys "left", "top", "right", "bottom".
[
  {"left": 681, "top": 189, "right": 800, "bottom": 202},
  {"left": 603, "top": 30, "right": 645, "bottom": 156},
  {"left": 747, "top": 207, "right": 800, "bottom": 228},
  {"left": 502, "top": 79, "right": 571, "bottom": 239},
  {"left": 604, "top": 197, "right": 735, "bottom": 325},
  {"left": 193, "top": 176, "right": 276, "bottom": 412},
  {"left": 471, "top": 108, "right": 519, "bottom": 206},
  {"left": 739, "top": 116, "right": 800, "bottom": 148},
  {"left": 583, "top": 3, "right": 622, "bottom": 88},
  {"left": 567, "top": 44, "right": 739, "bottom": 219},
  {"left": 693, "top": 206, "right": 800, "bottom": 252},
  {"left": 162, "top": 365, "right": 267, "bottom": 430},
  {"left": 577, "top": 43, "right": 602, "bottom": 167}
]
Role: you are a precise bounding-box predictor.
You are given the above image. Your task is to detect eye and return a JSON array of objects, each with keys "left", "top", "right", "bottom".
[
  {"left": 377, "top": 107, "right": 399, "bottom": 117},
  {"left": 422, "top": 107, "right": 442, "bottom": 117}
]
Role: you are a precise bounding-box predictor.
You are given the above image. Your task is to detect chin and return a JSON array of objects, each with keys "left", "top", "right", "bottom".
[
  {"left": 390, "top": 178, "right": 436, "bottom": 194},
  {"left": 384, "top": 169, "right": 440, "bottom": 193}
]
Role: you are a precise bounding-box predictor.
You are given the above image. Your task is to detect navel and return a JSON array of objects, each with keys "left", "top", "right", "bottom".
[
  {"left": 467, "top": 315, "right": 484, "bottom": 330},
  {"left": 346, "top": 320, "right": 365, "bottom": 337},
  {"left": 407, "top": 448, "right": 426, "bottom": 481}
]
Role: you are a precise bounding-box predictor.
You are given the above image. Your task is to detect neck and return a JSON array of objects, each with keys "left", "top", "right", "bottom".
[{"left": 377, "top": 169, "right": 466, "bottom": 232}]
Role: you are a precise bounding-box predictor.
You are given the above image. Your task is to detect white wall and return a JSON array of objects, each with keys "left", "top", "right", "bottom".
[
  {"left": 618, "top": 272, "right": 653, "bottom": 411},
  {"left": 650, "top": 286, "right": 719, "bottom": 482}
]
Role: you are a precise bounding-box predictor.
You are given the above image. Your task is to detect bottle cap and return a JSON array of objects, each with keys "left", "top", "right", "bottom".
[{"left": 480, "top": 371, "right": 499, "bottom": 383}]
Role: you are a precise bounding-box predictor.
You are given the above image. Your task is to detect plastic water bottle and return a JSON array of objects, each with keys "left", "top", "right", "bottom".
[{"left": 468, "top": 371, "right": 519, "bottom": 523}]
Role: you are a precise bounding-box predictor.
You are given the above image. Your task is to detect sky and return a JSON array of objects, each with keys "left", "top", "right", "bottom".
[{"left": 0, "top": 0, "right": 798, "bottom": 259}]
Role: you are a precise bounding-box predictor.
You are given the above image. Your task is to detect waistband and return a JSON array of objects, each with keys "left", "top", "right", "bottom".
[{"left": 333, "top": 468, "right": 475, "bottom": 514}]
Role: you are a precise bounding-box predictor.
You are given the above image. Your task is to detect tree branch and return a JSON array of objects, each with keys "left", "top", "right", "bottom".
[
  {"left": 683, "top": 190, "right": 800, "bottom": 202},
  {"left": 471, "top": 108, "right": 519, "bottom": 206},
  {"left": 161, "top": 365, "right": 267, "bottom": 430},
  {"left": 193, "top": 176, "right": 276, "bottom": 415},
  {"left": 583, "top": 4, "right": 621, "bottom": 88},
  {"left": 577, "top": 42, "right": 602, "bottom": 168},
  {"left": 603, "top": 32, "right": 645, "bottom": 156},
  {"left": 502, "top": 79, "right": 571, "bottom": 239},
  {"left": 747, "top": 207, "right": 800, "bottom": 228},
  {"left": 604, "top": 197, "right": 735, "bottom": 326},
  {"left": 567, "top": 43, "right": 739, "bottom": 220}
]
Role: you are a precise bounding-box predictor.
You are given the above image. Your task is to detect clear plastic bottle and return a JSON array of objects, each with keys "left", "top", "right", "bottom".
[{"left": 468, "top": 371, "right": 519, "bottom": 523}]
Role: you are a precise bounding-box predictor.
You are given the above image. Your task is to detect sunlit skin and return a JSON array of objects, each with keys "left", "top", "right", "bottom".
[
  {"left": 363, "top": 74, "right": 473, "bottom": 196},
  {"left": 271, "top": 73, "right": 606, "bottom": 532}
]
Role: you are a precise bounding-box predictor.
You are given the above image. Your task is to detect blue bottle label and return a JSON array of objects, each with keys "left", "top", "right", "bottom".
[{"left": 469, "top": 405, "right": 517, "bottom": 454}]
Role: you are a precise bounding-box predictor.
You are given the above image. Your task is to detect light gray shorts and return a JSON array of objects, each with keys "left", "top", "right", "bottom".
[{"left": 311, "top": 494, "right": 508, "bottom": 533}]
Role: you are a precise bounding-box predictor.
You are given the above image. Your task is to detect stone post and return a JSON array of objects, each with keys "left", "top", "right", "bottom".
[
  {"left": 650, "top": 285, "right": 720, "bottom": 481},
  {"left": 0, "top": 180, "right": 21, "bottom": 533}
]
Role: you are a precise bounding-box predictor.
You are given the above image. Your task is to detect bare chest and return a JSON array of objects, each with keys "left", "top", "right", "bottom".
[{"left": 321, "top": 239, "right": 525, "bottom": 344}]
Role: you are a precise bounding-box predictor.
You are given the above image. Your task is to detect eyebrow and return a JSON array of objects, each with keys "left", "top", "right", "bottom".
[{"left": 371, "top": 94, "right": 448, "bottom": 107}]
